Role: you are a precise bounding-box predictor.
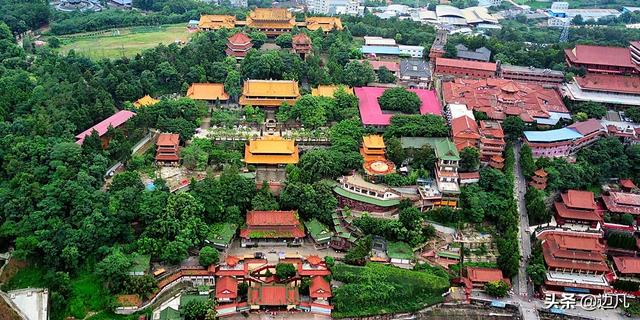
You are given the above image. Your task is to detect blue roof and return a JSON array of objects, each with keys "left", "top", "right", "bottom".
[
  {"left": 523, "top": 128, "right": 583, "bottom": 142},
  {"left": 360, "top": 45, "right": 401, "bottom": 55}
]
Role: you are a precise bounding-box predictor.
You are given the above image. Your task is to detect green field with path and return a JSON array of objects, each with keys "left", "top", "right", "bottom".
[{"left": 56, "top": 24, "right": 195, "bottom": 59}]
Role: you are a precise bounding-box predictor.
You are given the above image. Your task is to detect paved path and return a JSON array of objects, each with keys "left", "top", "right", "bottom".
[{"left": 513, "top": 142, "right": 534, "bottom": 298}]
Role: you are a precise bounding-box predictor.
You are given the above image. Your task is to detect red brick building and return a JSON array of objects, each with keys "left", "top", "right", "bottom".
[
  {"left": 225, "top": 33, "right": 253, "bottom": 59},
  {"left": 434, "top": 57, "right": 497, "bottom": 79},
  {"left": 155, "top": 133, "right": 180, "bottom": 166},
  {"left": 239, "top": 210, "right": 305, "bottom": 247},
  {"left": 554, "top": 190, "right": 601, "bottom": 229},
  {"left": 478, "top": 120, "right": 505, "bottom": 162},
  {"left": 442, "top": 78, "right": 569, "bottom": 124},
  {"left": 292, "top": 33, "right": 312, "bottom": 58},
  {"left": 564, "top": 43, "right": 640, "bottom": 75}
]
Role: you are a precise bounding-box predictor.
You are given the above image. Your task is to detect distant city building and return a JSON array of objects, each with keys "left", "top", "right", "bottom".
[
  {"left": 455, "top": 44, "right": 491, "bottom": 62},
  {"left": 360, "top": 37, "right": 424, "bottom": 58},
  {"left": 230, "top": 0, "right": 247, "bottom": 7},
  {"left": 547, "top": 16, "right": 571, "bottom": 27},
  {"left": 411, "top": 6, "right": 499, "bottom": 26},
  {"left": 477, "top": 0, "right": 502, "bottom": 7},
  {"left": 550, "top": 1, "right": 568, "bottom": 10},
  {"left": 623, "top": 6, "right": 640, "bottom": 14}
]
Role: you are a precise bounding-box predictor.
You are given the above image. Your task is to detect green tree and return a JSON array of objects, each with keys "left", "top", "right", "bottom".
[
  {"left": 199, "top": 246, "right": 219, "bottom": 267},
  {"left": 459, "top": 147, "right": 480, "bottom": 172},
  {"left": 341, "top": 61, "right": 375, "bottom": 87},
  {"left": 520, "top": 144, "right": 536, "bottom": 179},
  {"left": 252, "top": 182, "right": 279, "bottom": 210},
  {"left": 625, "top": 107, "right": 640, "bottom": 123},
  {"left": 181, "top": 144, "right": 209, "bottom": 170},
  {"left": 525, "top": 187, "right": 549, "bottom": 225},
  {"left": 183, "top": 299, "right": 213, "bottom": 320},
  {"left": 569, "top": 101, "right": 606, "bottom": 119},
  {"left": 344, "top": 236, "right": 373, "bottom": 266},
  {"left": 275, "top": 32, "right": 293, "bottom": 48},
  {"left": 377, "top": 67, "right": 396, "bottom": 83},
  {"left": 378, "top": 87, "right": 421, "bottom": 114},
  {"left": 224, "top": 69, "right": 242, "bottom": 102},
  {"left": 385, "top": 136, "right": 406, "bottom": 166},
  {"left": 502, "top": 116, "right": 525, "bottom": 141},
  {"left": 96, "top": 249, "right": 132, "bottom": 291},
  {"left": 275, "top": 263, "right": 297, "bottom": 279},
  {"left": 484, "top": 280, "right": 509, "bottom": 297}
]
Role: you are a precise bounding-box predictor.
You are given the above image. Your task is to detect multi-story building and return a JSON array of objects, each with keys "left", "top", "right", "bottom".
[
  {"left": 225, "top": 33, "right": 253, "bottom": 60},
  {"left": 563, "top": 73, "right": 640, "bottom": 107},
  {"left": 553, "top": 190, "right": 602, "bottom": 230},
  {"left": 334, "top": 174, "right": 402, "bottom": 215},
  {"left": 155, "top": 133, "right": 180, "bottom": 166},
  {"left": 292, "top": 33, "right": 312, "bottom": 58},
  {"left": 566, "top": 118, "right": 606, "bottom": 151},
  {"left": 564, "top": 43, "right": 639, "bottom": 75},
  {"left": 434, "top": 58, "right": 497, "bottom": 79},
  {"left": 529, "top": 168, "right": 548, "bottom": 190},
  {"left": 451, "top": 115, "right": 480, "bottom": 151},
  {"left": 538, "top": 231, "right": 611, "bottom": 295},
  {"left": 499, "top": 65, "right": 564, "bottom": 85},
  {"left": 360, "top": 135, "right": 396, "bottom": 179},
  {"left": 246, "top": 8, "right": 295, "bottom": 36},
  {"left": 360, "top": 37, "right": 424, "bottom": 58},
  {"left": 442, "top": 78, "right": 570, "bottom": 125},
  {"left": 523, "top": 119, "right": 605, "bottom": 158},
  {"left": 244, "top": 136, "right": 299, "bottom": 185},
  {"left": 478, "top": 120, "right": 505, "bottom": 162},
  {"left": 239, "top": 80, "right": 301, "bottom": 108},
  {"left": 399, "top": 59, "right": 431, "bottom": 88}
]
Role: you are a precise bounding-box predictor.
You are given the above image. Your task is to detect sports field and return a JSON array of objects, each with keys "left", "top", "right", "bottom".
[{"left": 56, "top": 24, "right": 195, "bottom": 59}]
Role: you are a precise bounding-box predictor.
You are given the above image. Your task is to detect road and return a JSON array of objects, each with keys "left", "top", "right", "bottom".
[{"left": 513, "top": 142, "right": 534, "bottom": 299}]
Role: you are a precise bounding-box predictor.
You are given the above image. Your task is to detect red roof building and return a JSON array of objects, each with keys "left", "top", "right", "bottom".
[
  {"left": 564, "top": 44, "right": 639, "bottom": 75},
  {"left": 613, "top": 256, "right": 640, "bottom": 277},
  {"left": 434, "top": 57, "right": 497, "bottom": 79},
  {"left": 554, "top": 190, "right": 601, "bottom": 229},
  {"left": 309, "top": 276, "right": 332, "bottom": 300},
  {"left": 620, "top": 179, "right": 637, "bottom": 192},
  {"left": 240, "top": 210, "right": 305, "bottom": 247},
  {"left": 539, "top": 231, "right": 611, "bottom": 293},
  {"left": 442, "top": 78, "right": 569, "bottom": 124},
  {"left": 225, "top": 33, "right": 253, "bottom": 59},
  {"left": 567, "top": 118, "right": 606, "bottom": 151},
  {"left": 362, "top": 60, "right": 400, "bottom": 74},
  {"left": 75, "top": 110, "right": 136, "bottom": 147},
  {"left": 292, "top": 33, "right": 312, "bottom": 57},
  {"left": 602, "top": 192, "right": 640, "bottom": 218},
  {"left": 465, "top": 267, "right": 510, "bottom": 289},
  {"left": 529, "top": 168, "right": 547, "bottom": 190},
  {"left": 451, "top": 115, "right": 480, "bottom": 151},
  {"left": 216, "top": 276, "right": 238, "bottom": 301},
  {"left": 489, "top": 155, "right": 504, "bottom": 170},
  {"left": 478, "top": 120, "right": 505, "bottom": 162},
  {"left": 355, "top": 86, "right": 442, "bottom": 127},
  {"left": 248, "top": 284, "right": 300, "bottom": 308},
  {"left": 155, "top": 133, "right": 180, "bottom": 165}
]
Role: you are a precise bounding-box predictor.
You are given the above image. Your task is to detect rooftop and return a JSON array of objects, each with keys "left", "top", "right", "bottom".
[
  {"left": 242, "top": 79, "right": 300, "bottom": 98},
  {"left": 575, "top": 74, "right": 640, "bottom": 95},
  {"left": 613, "top": 256, "right": 640, "bottom": 274},
  {"left": 455, "top": 44, "right": 491, "bottom": 62},
  {"left": 523, "top": 128, "right": 583, "bottom": 143},
  {"left": 245, "top": 136, "right": 299, "bottom": 165},
  {"left": 157, "top": 133, "right": 179, "bottom": 146},
  {"left": 249, "top": 8, "right": 293, "bottom": 21},
  {"left": 562, "top": 190, "right": 597, "bottom": 210},
  {"left": 363, "top": 135, "right": 385, "bottom": 149},
  {"left": 387, "top": 241, "right": 414, "bottom": 260},
  {"left": 227, "top": 32, "right": 251, "bottom": 44},
  {"left": 355, "top": 86, "right": 441, "bottom": 126},
  {"left": 567, "top": 118, "right": 604, "bottom": 136},
  {"left": 309, "top": 276, "right": 332, "bottom": 299},
  {"left": 364, "top": 60, "right": 400, "bottom": 72},
  {"left": 248, "top": 284, "right": 300, "bottom": 306},
  {"left": 399, "top": 137, "right": 460, "bottom": 161},
  {"left": 602, "top": 192, "right": 640, "bottom": 215},
  {"left": 436, "top": 57, "right": 497, "bottom": 72},
  {"left": 186, "top": 83, "right": 229, "bottom": 101},
  {"left": 305, "top": 219, "right": 333, "bottom": 243},
  {"left": 207, "top": 223, "right": 238, "bottom": 246},
  {"left": 467, "top": 267, "right": 505, "bottom": 283},
  {"left": 311, "top": 85, "right": 353, "bottom": 97},
  {"left": 360, "top": 45, "right": 401, "bottom": 55},
  {"left": 246, "top": 210, "right": 300, "bottom": 226},
  {"left": 75, "top": 110, "right": 136, "bottom": 144},
  {"left": 305, "top": 17, "right": 343, "bottom": 31},
  {"left": 565, "top": 44, "right": 637, "bottom": 69},
  {"left": 400, "top": 59, "right": 430, "bottom": 78},
  {"left": 133, "top": 95, "right": 159, "bottom": 108}
]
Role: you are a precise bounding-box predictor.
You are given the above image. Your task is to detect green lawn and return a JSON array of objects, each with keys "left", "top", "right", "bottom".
[{"left": 56, "top": 24, "right": 195, "bottom": 60}]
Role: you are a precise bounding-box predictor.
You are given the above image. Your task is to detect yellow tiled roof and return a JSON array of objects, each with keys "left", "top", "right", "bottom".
[
  {"left": 186, "top": 83, "right": 229, "bottom": 100},
  {"left": 133, "top": 95, "right": 159, "bottom": 108},
  {"left": 242, "top": 80, "right": 301, "bottom": 98},
  {"left": 250, "top": 8, "right": 293, "bottom": 21},
  {"left": 198, "top": 15, "right": 236, "bottom": 29},
  {"left": 305, "top": 17, "right": 343, "bottom": 31},
  {"left": 245, "top": 136, "right": 299, "bottom": 164},
  {"left": 362, "top": 135, "right": 386, "bottom": 149},
  {"left": 311, "top": 85, "right": 354, "bottom": 97}
]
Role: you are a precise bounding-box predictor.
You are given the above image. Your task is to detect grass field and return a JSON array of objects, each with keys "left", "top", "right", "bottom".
[{"left": 56, "top": 24, "right": 195, "bottom": 60}]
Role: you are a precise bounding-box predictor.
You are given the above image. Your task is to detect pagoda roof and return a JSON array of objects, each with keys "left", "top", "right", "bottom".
[
  {"left": 533, "top": 168, "right": 547, "bottom": 177},
  {"left": 249, "top": 8, "right": 292, "bottom": 21},
  {"left": 228, "top": 32, "right": 251, "bottom": 45},
  {"left": 187, "top": 83, "right": 229, "bottom": 101},
  {"left": 292, "top": 33, "right": 311, "bottom": 45},
  {"left": 242, "top": 80, "right": 300, "bottom": 98},
  {"left": 565, "top": 44, "right": 636, "bottom": 69},
  {"left": 305, "top": 17, "right": 343, "bottom": 31},
  {"left": 466, "top": 267, "right": 507, "bottom": 284},
  {"left": 248, "top": 284, "right": 300, "bottom": 306},
  {"left": 554, "top": 202, "right": 600, "bottom": 222},
  {"left": 542, "top": 239, "right": 609, "bottom": 273},
  {"left": 309, "top": 276, "right": 332, "bottom": 299},
  {"left": 133, "top": 95, "right": 159, "bottom": 108},
  {"left": 613, "top": 256, "right": 640, "bottom": 274},
  {"left": 240, "top": 211, "right": 305, "bottom": 239},
  {"left": 157, "top": 133, "right": 179, "bottom": 146},
  {"left": 362, "top": 135, "right": 385, "bottom": 149},
  {"left": 602, "top": 192, "right": 640, "bottom": 215},
  {"left": 216, "top": 276, "right": 238, "bottom": 299},
  {"left": 561, "top": 190, "right": 596, "bottom": 210},
  {"left": 244, "top": 136, "right": 299, "bottom": 165},
  {"left": 198, "top": 15, "right": 236, "bottom": 29}
]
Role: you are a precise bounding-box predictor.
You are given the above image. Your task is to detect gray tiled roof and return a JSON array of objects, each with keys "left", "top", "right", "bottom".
[
  {"left": 455, "top": 44, "right": 491, "bottom": 62},
  {"left": 400, "top": 59, "right": 430, "bottom": 78}
]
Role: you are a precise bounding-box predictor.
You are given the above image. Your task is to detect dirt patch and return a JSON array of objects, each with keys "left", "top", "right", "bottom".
[
  {"left": 0, "top": 259, "right": 27, "bottom": 285},
  {"left": 0, "top": 298, "right": 22, "bottom": 320}
]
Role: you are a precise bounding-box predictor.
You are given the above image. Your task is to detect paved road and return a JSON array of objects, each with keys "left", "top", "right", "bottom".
[{"left": 513, "top": 142, "right": 534, "bottom": 298}]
